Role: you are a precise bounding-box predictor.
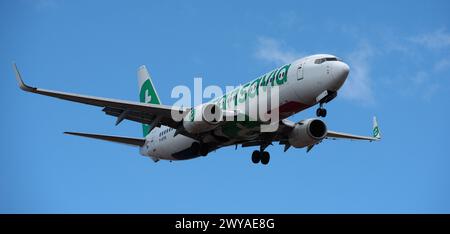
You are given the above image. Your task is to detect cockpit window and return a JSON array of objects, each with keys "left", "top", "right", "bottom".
[
  {"left": 314, "top": 57, "right": 338, "bottom": 64},
  {"left": 314, "top": 58, "right": 325, "bottom": 64}
]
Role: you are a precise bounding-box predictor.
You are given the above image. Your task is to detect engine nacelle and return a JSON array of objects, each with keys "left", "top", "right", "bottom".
[
  {"left": 288, "top": 118, "right": 327, "bottom": 148},
  {"left": 183, "top": 103, "right": 222, "bottom": 134}
]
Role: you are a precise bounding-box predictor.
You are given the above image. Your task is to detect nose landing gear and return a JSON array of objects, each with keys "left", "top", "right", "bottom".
[
  {"left": 315, "top": 90, "right": 337, "bottom": 118},
  {"left": 316, "top": 104, "right": 327, "bottom": 118}
]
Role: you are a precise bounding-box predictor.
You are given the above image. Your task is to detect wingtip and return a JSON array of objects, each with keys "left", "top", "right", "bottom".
[
  {"left": 372, "top": 116, "right": 381, "bottom": 140},
  {"left": 12, "top": 63, "right": 35, "bottom": 92}
]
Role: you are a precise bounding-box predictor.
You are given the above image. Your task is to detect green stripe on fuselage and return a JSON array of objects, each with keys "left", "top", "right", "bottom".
[{"left": 212, "top": 63, "right": 291, "bottom": 138}]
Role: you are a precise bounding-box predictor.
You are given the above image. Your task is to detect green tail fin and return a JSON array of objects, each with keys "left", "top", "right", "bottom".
[{"left": 137, "top": 65, "right": 161, "bottom": 137}]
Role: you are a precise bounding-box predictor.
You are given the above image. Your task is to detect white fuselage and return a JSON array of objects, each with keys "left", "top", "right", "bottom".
[{"left": 139, "top": 54, "right": 350, "bottom": 161}]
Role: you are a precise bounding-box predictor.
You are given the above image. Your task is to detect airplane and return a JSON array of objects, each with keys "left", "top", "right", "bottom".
[{"left": 12, "top": 54, "right": 381, "bottom": 165}]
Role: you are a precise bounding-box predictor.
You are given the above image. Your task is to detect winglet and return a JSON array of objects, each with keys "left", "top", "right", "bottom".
[
  {"left": 372, "top": 116, "right": 381, "bottom": 140},
  {"left": 12, "top": 63, "right": 36, "bottom": 92}
]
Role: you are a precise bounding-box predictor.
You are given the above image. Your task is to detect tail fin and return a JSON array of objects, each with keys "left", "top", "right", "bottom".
[
  {"left": 137, "top": 65, "right": 161, "bottom": 137},
  {"left": 372, "top": 116, "right": 381, "bottom": 140}
]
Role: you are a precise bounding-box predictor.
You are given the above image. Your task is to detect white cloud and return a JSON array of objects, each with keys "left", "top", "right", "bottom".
[
  {"left": 396, "top": 30, "right": 450, "bottom": 100},
  {"left": 255, "top": 37, "right": 301, "bottom": 65},
  {"left": 341, "top": 29, "right": 450, "bottom": 103},
  {"left": 434, "top": 58, "right": 450, "bottom": 72},
  {"left": 408, "top": 71, "right": 441, "bottom": 101},
  {"left": 254, "top": 29, "right": 448, "bottom": 105},
  {"left": 340, "top": 42, "right": 375, "bottom": 105},
  {"left": 411, "top": 28, "right": 450, "bottom": 49},
  {"left": 411, "top": 71, "right": 428, "bottom": 86}
]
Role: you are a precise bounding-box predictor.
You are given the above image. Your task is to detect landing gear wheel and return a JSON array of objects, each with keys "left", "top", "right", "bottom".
[
  {"left": 316, "top": 108, "right": 327, "bottom": 117},
  {"left": 190, "top": 142, "right": 200, "bottom": 155},
  {"left": 321, "top": 108, "right": 327, "bottom": 117},
  {"left": 251, "top": 150, "right": 260, "bottom": 164},
  {"left": 200, "top": 145, "right": 209, "bottom": 157},
  {"left": 260, "top": 151, "right": 270, "bottom": 165}
]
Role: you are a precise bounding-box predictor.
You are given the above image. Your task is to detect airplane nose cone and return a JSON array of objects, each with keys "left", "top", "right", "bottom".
[
  {"left": 331, "top": 62, "right": 350, "bottom": 90},
  {"left": 334, "top": 62, "right": 350, "bottom": 80}
]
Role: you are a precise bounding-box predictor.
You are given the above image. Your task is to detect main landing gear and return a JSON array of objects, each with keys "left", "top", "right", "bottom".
[
  {"left": 251, "top": 150, "right": 270, "bottom": 165},
  {"left": 191, "top": 142, "right": 209, "bottom": 157}
]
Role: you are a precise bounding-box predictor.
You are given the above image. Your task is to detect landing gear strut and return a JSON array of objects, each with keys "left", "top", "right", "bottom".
[
  {"left": 251, "top": 150, "right": 270, "bottom": 165},
  {"left": 316, "top": 103, "right": 327, "bottom": 118},
  {"left": 315, "top": 90, "right": 336, "bottom": 118}
]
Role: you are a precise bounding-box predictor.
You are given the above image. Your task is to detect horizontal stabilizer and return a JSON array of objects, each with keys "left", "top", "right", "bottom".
[{"left": 64, "top": 132, "right": 146, "bottom": 146}]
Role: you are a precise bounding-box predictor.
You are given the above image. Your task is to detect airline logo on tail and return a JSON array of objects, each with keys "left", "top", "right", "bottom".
[
  {"left": 372, "top": 117, "right": 381, "bottom": 139},
  {"left": 138, "top": 66, "right": 161, "bottom": 137},
  {"left": 139, "top": 79, "right": 159, "bottom": 105},
  {"left": 373, "top": 126, "right": 379, "bottom": 138}
]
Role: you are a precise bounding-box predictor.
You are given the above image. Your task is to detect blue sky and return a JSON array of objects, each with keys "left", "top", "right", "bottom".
[{"left": 1, "top": 0, "right": 449, "bottom": 213}]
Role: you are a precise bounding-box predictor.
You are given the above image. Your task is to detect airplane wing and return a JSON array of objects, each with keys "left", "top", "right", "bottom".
[
  {"left": 13, "top": 63, "right": 188, "bottom": 129},
  {"left": 64, "top": 132, "right": 146, "bottom": 146},
  {"left": 241, "top": 117, "right": 381, "bottom": 152},
  {"left": 326, "top": 131, "right": 378, "bottom": 141},
  {"left": 326, "top": 116, "right": 381, "bottom": 141}
]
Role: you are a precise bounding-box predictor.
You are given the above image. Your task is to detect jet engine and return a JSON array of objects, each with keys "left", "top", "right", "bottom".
[
  {"left": 288, "top": 118, "right": 327, "bottom": 148},
  {"left": 183, "top": 103, "right": 222, "bottom": 134}
]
